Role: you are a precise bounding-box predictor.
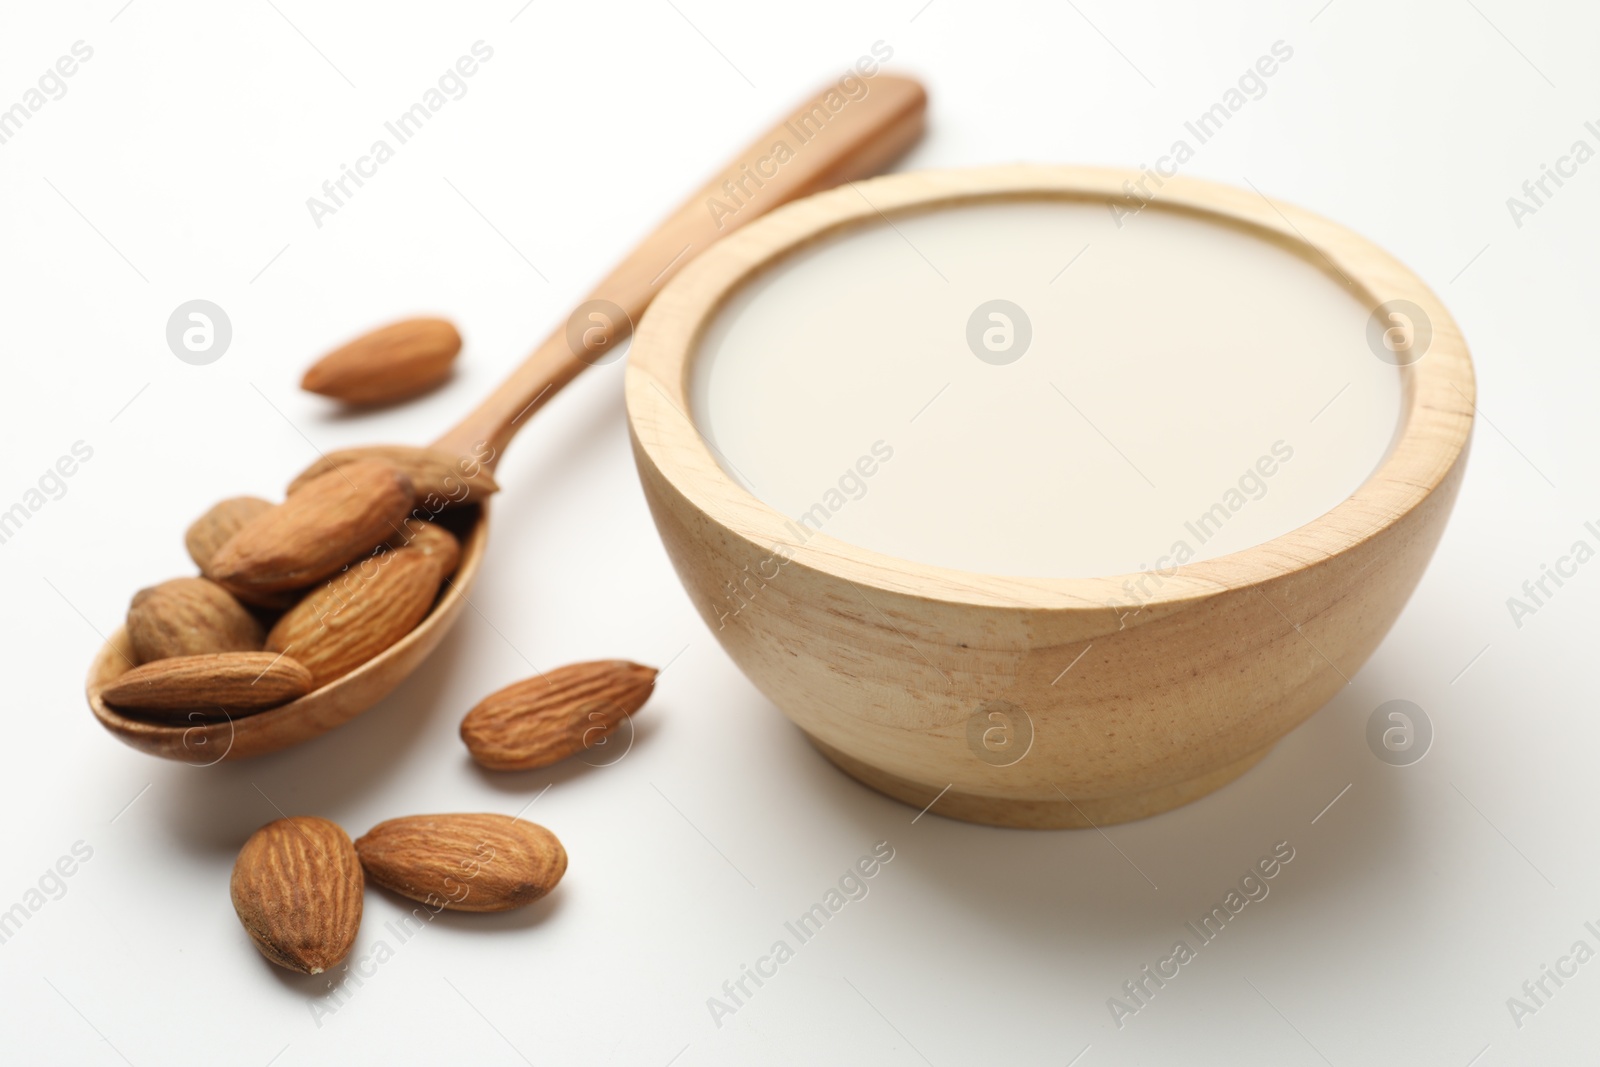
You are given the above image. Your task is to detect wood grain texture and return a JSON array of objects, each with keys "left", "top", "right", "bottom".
[{"left": 624, "top": 165, "right": 1476, "bottom": 829}]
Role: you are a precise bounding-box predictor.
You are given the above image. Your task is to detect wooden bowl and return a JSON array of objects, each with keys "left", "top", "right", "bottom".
[{"left": 624, "top": 165, "right": 1474, "bottom": 829}]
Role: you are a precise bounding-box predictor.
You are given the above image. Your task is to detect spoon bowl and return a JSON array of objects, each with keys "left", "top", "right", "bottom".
[{"left": 87, "top": 509, "right": 490, "bottom": 762}]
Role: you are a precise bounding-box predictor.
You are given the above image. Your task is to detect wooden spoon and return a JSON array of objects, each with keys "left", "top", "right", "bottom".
[{"left": 87, "top": 75, "right": 928, "bottom": 763}]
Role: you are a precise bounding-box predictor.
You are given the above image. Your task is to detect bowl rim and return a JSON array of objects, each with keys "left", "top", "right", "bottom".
[{"left": 624, "top": 164, "right": 1475, "bottom": 612}]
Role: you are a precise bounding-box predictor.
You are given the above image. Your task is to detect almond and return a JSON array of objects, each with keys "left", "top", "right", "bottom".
[
  {"left": 288, "top": 444, "right": 497, "bottom": 509},
  {"left": 185, "top": 497, "right": 299, "bottom": 610},
  {"left": 231, "top": 817, "right": 363, "bottom": 974},
  {"left": 208, "top": 460, "right": 414, "bottom": 597},
  {"left": 355, "top": 813, "right": 567, "bottom": 913},
  {"left": 185, "top": 496, "right": 272, "bottom": 576},
  {"left": 126, "top": 577, "right": 265, "bottom": 663},
  {"left": 99, "top": 652, "right": 313, "bottom": 721},
  {"left": 264, "top": 546, "right": 442, "bottom": 687},
  {"left": 301, "top": 317, "right": 462, "bottom": 405},
  {"left": 384, "top": 519, "right": 461, "bottom": 579},
  {"left": 460, "top": 660, "right": 657, "bottom": 771}
]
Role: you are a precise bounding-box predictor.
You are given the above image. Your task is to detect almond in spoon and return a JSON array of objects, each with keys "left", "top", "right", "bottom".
[
  {"left": 264, "top": 544, "right": 444, "bottom": 688},
  {"left": 460, "top": 660, "right": 657, "bottom": 771},
  {"left": 355, "top": 813, "right": 567, "bottom": 912},
  {"left": 231, "top": 817, "right": 363, "bottom": 974},
  {"left": 185, "top": 497, "right": 273, "bottom": 575},
  {"left": 384, "top": 519, "right": 461, "bottom": 578},
  {"left": 288, "top": 444, "right": 497, "bottom": 508},
  {"left": 184, "top": 497, "right": 300, "bottom": 610},
  {"left": 208, "top": 460, "right": 414, "bottom": 598},
  {"left": 99, "top": 651, "right": 313, "bottom": 722},
  {"left": 126, "top": 577, "right": 265, "bottom": 663}
]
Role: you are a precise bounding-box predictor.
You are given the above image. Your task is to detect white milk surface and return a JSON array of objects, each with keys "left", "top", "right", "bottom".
[{"left": 691, "top": 198, "right": 1403, "bottom": 579}]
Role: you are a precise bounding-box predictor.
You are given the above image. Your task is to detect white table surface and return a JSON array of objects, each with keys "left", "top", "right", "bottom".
[{"left": 2, "top": 1, "right": 1595, "bottom": 1063}]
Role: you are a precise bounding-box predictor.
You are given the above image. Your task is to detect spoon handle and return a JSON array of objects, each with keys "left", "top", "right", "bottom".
[{"left": 431, "top": 73, "right": 927, "bottom": 466}]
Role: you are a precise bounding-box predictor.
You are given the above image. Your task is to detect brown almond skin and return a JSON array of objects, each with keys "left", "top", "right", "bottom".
[
  {"left": 185, "top": 497, "right": 273, "bottom": 575},
  {"left": 231, "top": 817, "right": 363, "bottom": 974},
  {"left": 264, "top": 547, "right": 442, "bottom": 688},
  {"left": 126, "top": 577, "right": 265, "bottom": 663},
  {"left": 355, "top": 814, "right": 567, "bottom": 913},
  {"left": 208, "top": 460, "right": 414, "bottom": 597},
  {"left": 288, "top": 445, "right": 497, "bottom": 508},
  {"left": 301, "top": 318, "right": 461, "bottom": 405},
  {"left": 99, "top": 652, "right": 313, "bottom": 721},
  {"left": 384, "top": 519, "right": 460, "bottom": 579},
  {"left": 184, "top": 497, "right": 299, "bottom": 610},
  {"left": 461, "top": 660, "right": 657, "bottom": 771}
]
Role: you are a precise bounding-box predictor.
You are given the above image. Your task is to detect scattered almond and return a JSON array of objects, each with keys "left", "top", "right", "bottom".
[
  {"left": 208, "top": 460, "right": 414, "bottom": 597},
  {"left": 126, "top": 577, "right": 265, "bottom": 663},
  {"left": 355, "top": 813, "right": 567, "bottom": 913},
  {"left": 185, "top": 496, "right": 273, "bottom": 577},
  {"left": 287, "top": 444, "right": 497, "bottom": 508},
  {"left": 264, "top": 546, "right": 443, "bottom": 687},
  {"left": 231, "top": 817, "right": 363, "bottom": 974},
  {"left": 302, "top": 317, "right": 462, "bottom": 405},
  {"left": 99, "top": 652, "right": 313, "bottom": 721},
  {"left": 460, "top": 660, "right": 657, "bottom": 771}
]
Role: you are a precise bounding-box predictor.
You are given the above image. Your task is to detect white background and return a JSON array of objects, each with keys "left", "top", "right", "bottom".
[{"left": 1, "top": 1, "right": 1596, "bottom": 1064}]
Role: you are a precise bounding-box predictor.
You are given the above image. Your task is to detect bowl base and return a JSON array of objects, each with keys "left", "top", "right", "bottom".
[{"left": 804, "top": 734, "right": 1277, "bottom": 829}]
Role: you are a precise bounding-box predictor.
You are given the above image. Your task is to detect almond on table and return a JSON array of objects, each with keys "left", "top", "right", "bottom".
[
  {"left": 354, "top": 813, "right": 567, "bottom": 913},
  {"left": 460, "top": 660, "right": 657, "bottom": 771},
  {"left": 301, "top": 317, "right": 462, "bottom": 406},
  {"left": 231, "top": 817, "right": 363, "bottom": 974}
]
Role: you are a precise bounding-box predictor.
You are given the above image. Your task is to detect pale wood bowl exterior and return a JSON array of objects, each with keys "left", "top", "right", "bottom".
[{"left": 625, "top": 165, "right": 1474, "bottom": 829}]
